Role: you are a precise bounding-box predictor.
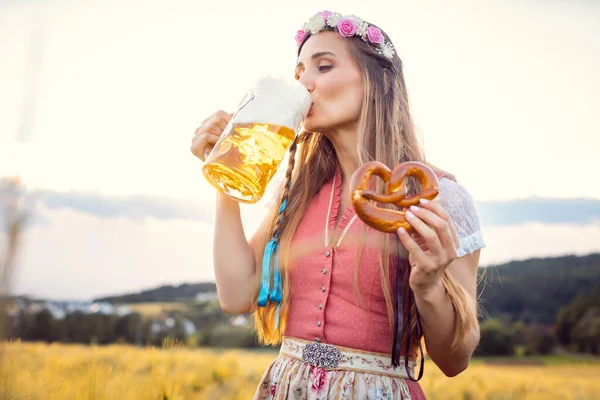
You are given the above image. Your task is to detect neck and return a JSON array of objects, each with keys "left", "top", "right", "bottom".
[{"left": 325, "top": 127, "right": 360, "bottom": 186}]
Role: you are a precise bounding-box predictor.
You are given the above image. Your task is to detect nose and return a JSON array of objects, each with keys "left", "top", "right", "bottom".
[{"left": 299, "top": 73, "right": 315, "bottom": 93}]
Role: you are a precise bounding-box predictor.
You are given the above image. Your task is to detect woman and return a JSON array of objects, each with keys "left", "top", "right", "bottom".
[{"left": 191, "top": 10, "right": 485, "bottom": 400}]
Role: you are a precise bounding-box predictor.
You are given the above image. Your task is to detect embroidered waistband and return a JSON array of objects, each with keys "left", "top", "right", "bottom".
[{"left": 279, "top": 336, "right": 416, "bottom": 379}]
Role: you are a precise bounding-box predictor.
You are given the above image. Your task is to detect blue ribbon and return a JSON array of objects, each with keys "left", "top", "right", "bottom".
[
  {"left": 257, "top": 197, "right": 289, "bottom": 329},
  {"left": 279, "top": 197, "right": 288, "bottom": 214},
  {"left": 257, "top": 238, "right": 277, "bottom": 307},
  {"left": 270, "top": 248, "right": 283, "bottom": 330}
]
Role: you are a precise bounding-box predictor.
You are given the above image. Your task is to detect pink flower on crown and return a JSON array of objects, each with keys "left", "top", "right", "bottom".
[
  {"left": 337, "top": 17, "right": 358, "bottom": 37},
  {"left": 317, "top": 10, "right": 331, "bottom": 22},
  {"left": 366, "top": 26, "right": 385, "bottom": 44},
  {"left": 295, "top": 29, "right": 307, "bottom": 46}
]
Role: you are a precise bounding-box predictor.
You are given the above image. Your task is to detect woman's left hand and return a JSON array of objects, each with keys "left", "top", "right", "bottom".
[{"left": 396, "top": 198, "right": 460, "bottom": 297}]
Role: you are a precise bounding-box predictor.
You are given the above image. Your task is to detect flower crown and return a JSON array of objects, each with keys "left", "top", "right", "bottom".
[{"left": 295, "top": 11, "right": 396, "bottom": 60}]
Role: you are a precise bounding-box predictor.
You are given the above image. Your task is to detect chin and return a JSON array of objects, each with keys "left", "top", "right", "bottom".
[{"left": 302, "top": 116, "right": 325, "bottom": 133}]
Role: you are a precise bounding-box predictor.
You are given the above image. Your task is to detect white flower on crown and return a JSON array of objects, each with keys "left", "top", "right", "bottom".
[
  {"left": 379, "top": 42, "right": 395, "bottom": 60},
  {"left": 304, "top": 14, "right": 326, "bottom": 34},
  {"left": 356, "top": 21, "right": 369, "bottom": 40},
  {"left": 297, "top": 11, "right": 397, "bottom": 60},
  {"left": 326, "top": 12, "right": 342, "bottom": 27}
]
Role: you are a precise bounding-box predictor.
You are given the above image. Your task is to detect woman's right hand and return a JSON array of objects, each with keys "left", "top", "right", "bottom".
[{"left": 190, "top": 110, "right": 233, "bottom": 161}]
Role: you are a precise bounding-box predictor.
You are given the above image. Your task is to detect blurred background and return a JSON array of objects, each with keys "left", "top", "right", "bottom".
[{"left": 1, "top": 0, "right": 599, "bottom": 398}]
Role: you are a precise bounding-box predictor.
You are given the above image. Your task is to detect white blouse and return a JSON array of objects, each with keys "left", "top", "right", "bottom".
[{"left": 438, "top": 177, "right": 486, "bottom": 257}]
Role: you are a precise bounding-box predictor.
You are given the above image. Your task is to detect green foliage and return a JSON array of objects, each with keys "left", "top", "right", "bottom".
[
  {"left": 100, "top": 254, "right": 600, "bottom": 328},
  {"left": 555, "top": 287, "right": 600, "bottom": 354},
  {"left": 206, "top": 324, "right": 258, "bottom": 348},
  {"left": 479, "top": 253, "right": 600, "bottom": 324},
  {"left": 6, "top": 253, "right": 600, "bottom": 356},
  {"left": 523, "top": 323, "right": 556, "bottom": 355},
  {"left": 474, "top": 254, "right": 600, "bottom": 356},
  {"left": 114, "top": 313, "right": 142, "bottom": 343},
  {"left": 475, "top": 318, "right": 517, "bottom": 356},
  {"left": 94, "top": 283, "right": 217, "bottom": 303}
]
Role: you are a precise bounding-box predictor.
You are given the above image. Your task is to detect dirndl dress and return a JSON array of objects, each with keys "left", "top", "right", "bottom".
[{"left": 253, "top": 162, "right": 485, "bottom": 399}]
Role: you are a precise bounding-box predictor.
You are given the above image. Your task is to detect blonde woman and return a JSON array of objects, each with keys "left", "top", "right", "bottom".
[{"left": 192, "top": 10, "right": 485, "bottom": 400}]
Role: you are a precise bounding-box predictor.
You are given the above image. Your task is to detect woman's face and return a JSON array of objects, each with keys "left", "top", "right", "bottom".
[{"left": 295, "top": 31, "right": 364, "bottom": 134}]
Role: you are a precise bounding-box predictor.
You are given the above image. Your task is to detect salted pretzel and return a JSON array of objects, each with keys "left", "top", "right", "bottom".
[{"left": 350, "top": 161, "right": 440, "bottom": 234}]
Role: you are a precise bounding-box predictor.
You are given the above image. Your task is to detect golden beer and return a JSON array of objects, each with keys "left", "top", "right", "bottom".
[
  {"left": 201, "top": 75, "right": 311, "bottom": 204},
  {"left": 202, "top": 122, "right": 295, "bottom": 203}
]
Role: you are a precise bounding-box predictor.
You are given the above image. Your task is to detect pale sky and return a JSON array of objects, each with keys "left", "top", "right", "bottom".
[
  {"left": 1, "top": 0, "right": 598, "bottom": 201},
  {"left": 1, "top": 0, "right": 599, "bottom": 299}
]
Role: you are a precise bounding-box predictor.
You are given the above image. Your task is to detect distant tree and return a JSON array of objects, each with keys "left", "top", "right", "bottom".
[
  {"left": 475, "top": 318, "right": 516, "bottom": 356},
  {"left": 94, "top": 282, "right": 218, "bottom": 304},
  {"left": 523, "top": 323, "right": 556, "bottom": 355},
  {"left": 207, "top": 323, "right": 259, "bottom": 348},
  {"left": 570, "top": 307, "right": 600, "bottom": 354},
  {"left": 64, "top": 312, "right": 99, "bottom": 343},
  {"left": 29, "top": 309, "right": 60, "bottom": 342},
  {"left": 11, "top": 310, "right": 32, "bottom": 339},
  {"left": 479, "top": 254, "right": 600, "bottom": 324},
  {"left": 94, "top": 314, "right": 118, "bottom": 344},
  {"left": 555, "top": 287, "right": 600, "bottom": 354},
  {"left": 115, "top": 313, "right": 142, "bottom": 344},
  {"left": 555, "top": 291, "right": 588, "bottom": 345},
  {"left": 0, "top": 308, "right": 11, "bottom": 339},
  {"left": 170, "top": 317, "right": 188, "bottom": 343}
]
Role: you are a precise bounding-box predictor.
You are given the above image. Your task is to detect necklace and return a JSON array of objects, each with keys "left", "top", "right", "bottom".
[{"left": 324, "top": 172, "right": 358, "bottom": 248}]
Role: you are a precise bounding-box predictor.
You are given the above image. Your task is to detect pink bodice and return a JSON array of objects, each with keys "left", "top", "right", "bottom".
[{"left": 284, "top": 164, "right": 400, "bottom": 354}]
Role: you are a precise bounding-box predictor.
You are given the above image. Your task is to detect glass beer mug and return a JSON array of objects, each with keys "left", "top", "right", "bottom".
[{"left": 202, "top": 76, "right": 312, "bottom": 203}]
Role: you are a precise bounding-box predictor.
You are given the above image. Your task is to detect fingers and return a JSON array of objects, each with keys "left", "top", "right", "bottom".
[
  {"left": 418, "top": 198, "right": 460, "bottom": 251},
  {"left": 397, "top": 198, "right": 460, "bottom": 271},
  {"left": 191, "top": 110, "right": 232, "bottom": 161},
  {"left": 407, "top": 205, "right": 456, "bottom": 259},
  {"left": 194, "top": 115, "right": 229, "bottom": 139},
  {"left": 207, "top": 110, "right": 233, "bottom": 132},
  {"left": 194, "top": 124, "right": 223, "bottom": 139},
  {"left": 404, "top": 209, "right": 445, "bottom": 257},
  {"left": 192, "top": 132, "right": 221, "bottom": 161},
  {"left": 192, "top": 131, "right": 221, "bottom": 147},
  {"left": 212, "top": 112, "right": 231, "bottom": 131},
  {"left": 397, "top": 227, "right": 427, "bottom": 267},
  {"left": 214, "top": 109, "right": 233, "bottom": 123},
  {"left": 410, "top": 231, "right": 429, "bottom": 252},
  {"left": 200, "top": 110, "right": 232, "bottom": 128}
]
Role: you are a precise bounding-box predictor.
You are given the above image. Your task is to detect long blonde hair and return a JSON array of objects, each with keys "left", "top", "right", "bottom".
[{"left": 251, "top": 23, "right": 477, "bottom": 355}]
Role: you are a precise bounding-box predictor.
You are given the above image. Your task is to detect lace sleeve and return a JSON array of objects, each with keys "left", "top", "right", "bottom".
[{"left": 438, "top": 178, "right": 486, "bottom": 257}]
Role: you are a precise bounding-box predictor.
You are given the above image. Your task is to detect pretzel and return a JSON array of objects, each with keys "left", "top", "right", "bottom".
[{"left": 350, "top": 161, "right": 440, "bottom": 233}]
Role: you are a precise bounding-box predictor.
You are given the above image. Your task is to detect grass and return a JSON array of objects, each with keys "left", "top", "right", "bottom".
[
  {"left": 1, "top": 340, "right": 599, "bottom": 399},
  {"left": 472, "top": 354, "right": 600, "bottom": 366}
]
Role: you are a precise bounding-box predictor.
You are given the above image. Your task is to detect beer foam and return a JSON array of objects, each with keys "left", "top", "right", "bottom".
[{"left": 232, "top": 75, "right": 312, "bottom": 132}]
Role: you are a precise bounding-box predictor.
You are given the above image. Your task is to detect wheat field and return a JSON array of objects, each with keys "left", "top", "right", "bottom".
[
  {"left": 0, "top": 340, "right": 598, "bottom": 400},
  {"left": 122, "top": 302, "right": 189, "bottom": 317}
]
